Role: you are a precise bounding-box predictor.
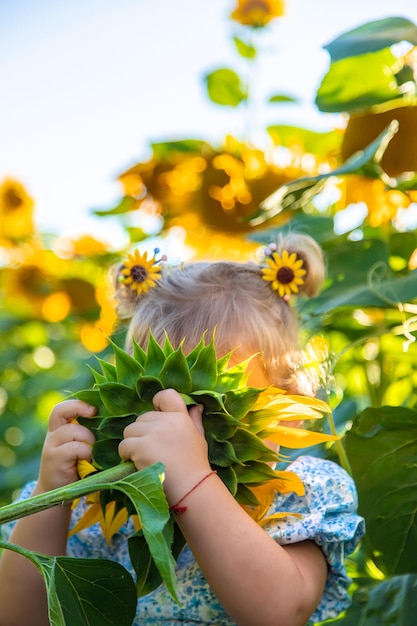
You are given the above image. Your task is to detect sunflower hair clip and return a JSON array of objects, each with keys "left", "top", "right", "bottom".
[
  {"left": 118, "top": 247, "right": 167, "bottom": 295},
  {"left": 261, "top": 243, "right": 306, "bottom": 301}
]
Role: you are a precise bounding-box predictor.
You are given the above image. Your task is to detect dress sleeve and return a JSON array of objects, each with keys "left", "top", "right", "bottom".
[{"left": 264, "top": 455, "right": 365, "bottom": 623}]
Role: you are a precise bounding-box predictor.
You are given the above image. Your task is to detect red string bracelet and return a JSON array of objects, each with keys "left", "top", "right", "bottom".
[{"left": 169, "top": 470, "right": 217, "bottom": 515}]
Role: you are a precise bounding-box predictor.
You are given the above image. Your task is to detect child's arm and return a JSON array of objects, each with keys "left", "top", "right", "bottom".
[
  {"left": 0, "top": 400, "right": 96, "bottom": 626},
  {"left": 119, "top": 389, "right": 327, "bottom": 626}
]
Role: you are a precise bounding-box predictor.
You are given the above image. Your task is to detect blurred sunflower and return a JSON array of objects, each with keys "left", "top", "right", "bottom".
[
  {"left": 0, "top": 178, "right": 35, "bottom": 243},
  {"left": 337, "top": 175, "right": 415, "bottom": 227},
  {"left": 230, "top": 0, "right": 285, "bottom": 27},
  {"left": 262, "top": 250, "right": 306, "bottom": 297}
]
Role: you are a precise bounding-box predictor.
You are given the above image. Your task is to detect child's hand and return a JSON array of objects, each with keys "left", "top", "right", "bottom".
[
  {"left": 35, "top": 400, "right": 97, "bottom": 494},
  {"left": 118, "top": 389, "right": 211, "bottom": 504}
]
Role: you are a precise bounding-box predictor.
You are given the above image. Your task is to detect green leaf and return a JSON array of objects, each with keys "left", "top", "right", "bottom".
[
  {"left": 332, "top": 574, "right": 417, "bottom": 625},
  {"left": 110, "top": 339, "right": 144, "bottom": 387},
  {"left": 128, "top": 530, "right": 167, "bottom": 597},
  {"left": 144, "top": 334, "right": 166, "bottom": 377},
  {"left": 0, "top": 542, "right": 137, "bottom": 626},
  {"left": 324, "top": 16, "right": 417, "bottom": 62},
  {"left": 49, "top": 557, "right": 137, "bottom": 626},
  {"left": 94, "top": 195, "right": 137, "bottom": 217},
  {"left": 151, "top": 139, "right": 210, "bottom": 161},
  {"left": 98, "top": 382, "right": 140, "bottom": 415},
  {"left": 268, "top": 93, "right": 297, "bottom": 104},
  {"left": 126, "top": 226, "right": 148, "bottom": 243},
  {"left": 233, "top": 36, "right": 257, "bottom": 59},
  {"left": 190, "top": 341, "right": 218, "bottom": 390},
  {"left": 248, "top": 213, "right": 335, "bottom": 247},
  {"left": 266, "top": 125, "right": 340, "bottom": 158},
  {"left": 204, "top": 68, "right": 247, "bottom": 107},
  {"left": 316, "top": 48, "right": 404, "bottom": 113},
  {"left": 114, "top": 465, "right": 178, "bottom": 601},
  {"left": 305, "top": 239, "right": 417, "bottom": 315},
  {"left": 159, "top": 347, "right": 192, "bottom": 393},
  {"left": 345, "top": 406, "right": 417, "bottom": 575},
  {"left": 128, "top": 521, "right": 184, "bottom": 597}
]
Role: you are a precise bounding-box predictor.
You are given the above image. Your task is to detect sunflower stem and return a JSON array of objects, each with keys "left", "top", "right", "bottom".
[
  {"left": 0, "top": 462, "right": 137, "bottom": 526},
  {"left": 326, "top": 407, "right": 352, "bottom": 476}
]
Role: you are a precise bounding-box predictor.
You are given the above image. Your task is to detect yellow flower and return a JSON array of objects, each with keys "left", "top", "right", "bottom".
[
  {"left": 119, "top": 249, "right": 162, "bottom": 295},
  {"left": 242, "top": 473, "right": 304, "bottom": 524},
  {"left": 230, "top": 0, "right": 285, "bottom": 27},
  {"left": 262, "top": 250, "right": 306, "bottom": 298}
]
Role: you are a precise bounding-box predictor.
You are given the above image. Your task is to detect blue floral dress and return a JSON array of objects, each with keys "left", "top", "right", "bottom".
[{"left": 2, "top": 456, "right": 365, "bottom": 625}]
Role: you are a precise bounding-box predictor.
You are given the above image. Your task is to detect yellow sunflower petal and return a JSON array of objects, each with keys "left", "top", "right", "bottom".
[
  {"left": 100, "top": 502, "right": 129, "bottom": 545},
  {"left": 258, "top": 512, "right": 302, "bottom": 527},
  {"left": 266, "top": 425, "right": 339, "bottom": 448},
  {"left": 68, "top": 502, "right": 103, "bottom": 537}
]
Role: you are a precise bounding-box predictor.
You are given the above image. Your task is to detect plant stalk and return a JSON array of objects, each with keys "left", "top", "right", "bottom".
[{"left": 0, "top": 462, "right": 136, "bottom": 526}]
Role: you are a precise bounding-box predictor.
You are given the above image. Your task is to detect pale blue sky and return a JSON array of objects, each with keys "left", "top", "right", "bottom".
[{"left": 2, "top": 0, "right": 417, "bottom": 246}]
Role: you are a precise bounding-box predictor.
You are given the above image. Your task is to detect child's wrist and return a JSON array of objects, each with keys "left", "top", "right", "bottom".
[{"left": 167, "top": 470, "right": 218, "bottom": 515}]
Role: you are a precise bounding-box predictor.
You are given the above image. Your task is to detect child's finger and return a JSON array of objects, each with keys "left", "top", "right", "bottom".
[
  {"left": 188, "top": 404, "right": 205, "bottom": 436},
  {"left": 48, "top": 422, "right": 96, "bottom": 447},
  {"left": 152, "top": 388, "right": 188, "bottom": 415},
  {"left": 48, "top": 400, "right": 96, "bottom": 431}
]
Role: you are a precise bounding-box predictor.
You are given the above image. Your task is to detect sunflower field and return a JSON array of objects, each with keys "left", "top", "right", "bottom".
[{"left": 1, "top": 3, "right": 417, "bottom": 625}]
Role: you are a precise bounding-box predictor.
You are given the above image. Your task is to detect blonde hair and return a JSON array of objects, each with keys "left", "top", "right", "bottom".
[{"left": 114, "top": 234, "right": 325, "bottom": 393}]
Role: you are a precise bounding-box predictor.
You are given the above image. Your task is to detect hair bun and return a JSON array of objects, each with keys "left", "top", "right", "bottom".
[{"left": 276, "top": 233, "right": 325, "bottom": 298}]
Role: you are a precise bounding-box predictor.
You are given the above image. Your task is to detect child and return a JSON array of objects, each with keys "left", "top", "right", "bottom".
[{"left": 0, "top": 233, "right": 365, "bottom": 626}]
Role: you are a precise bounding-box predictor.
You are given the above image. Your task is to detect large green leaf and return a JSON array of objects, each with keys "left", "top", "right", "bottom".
[
  {"left": 316, "top": 48, "right": 404, "bottom": 113},
  {"left": 325, "top": 575, "right": 417, "bottom": 625},
  {"left": 0, "top": 543, "right": 137, "bottom": 626},
  {"left": 304, "top": 238, "right": 417, "bottom": 315},
  {"left": 115, "top": 468, "right": 178, "bottom": 600},
  {"left": 344, "top": 406, "right": 417, "bottom": 575},
  {"left": 323, "top": 17, "right": 417, "bottom": 62}
]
